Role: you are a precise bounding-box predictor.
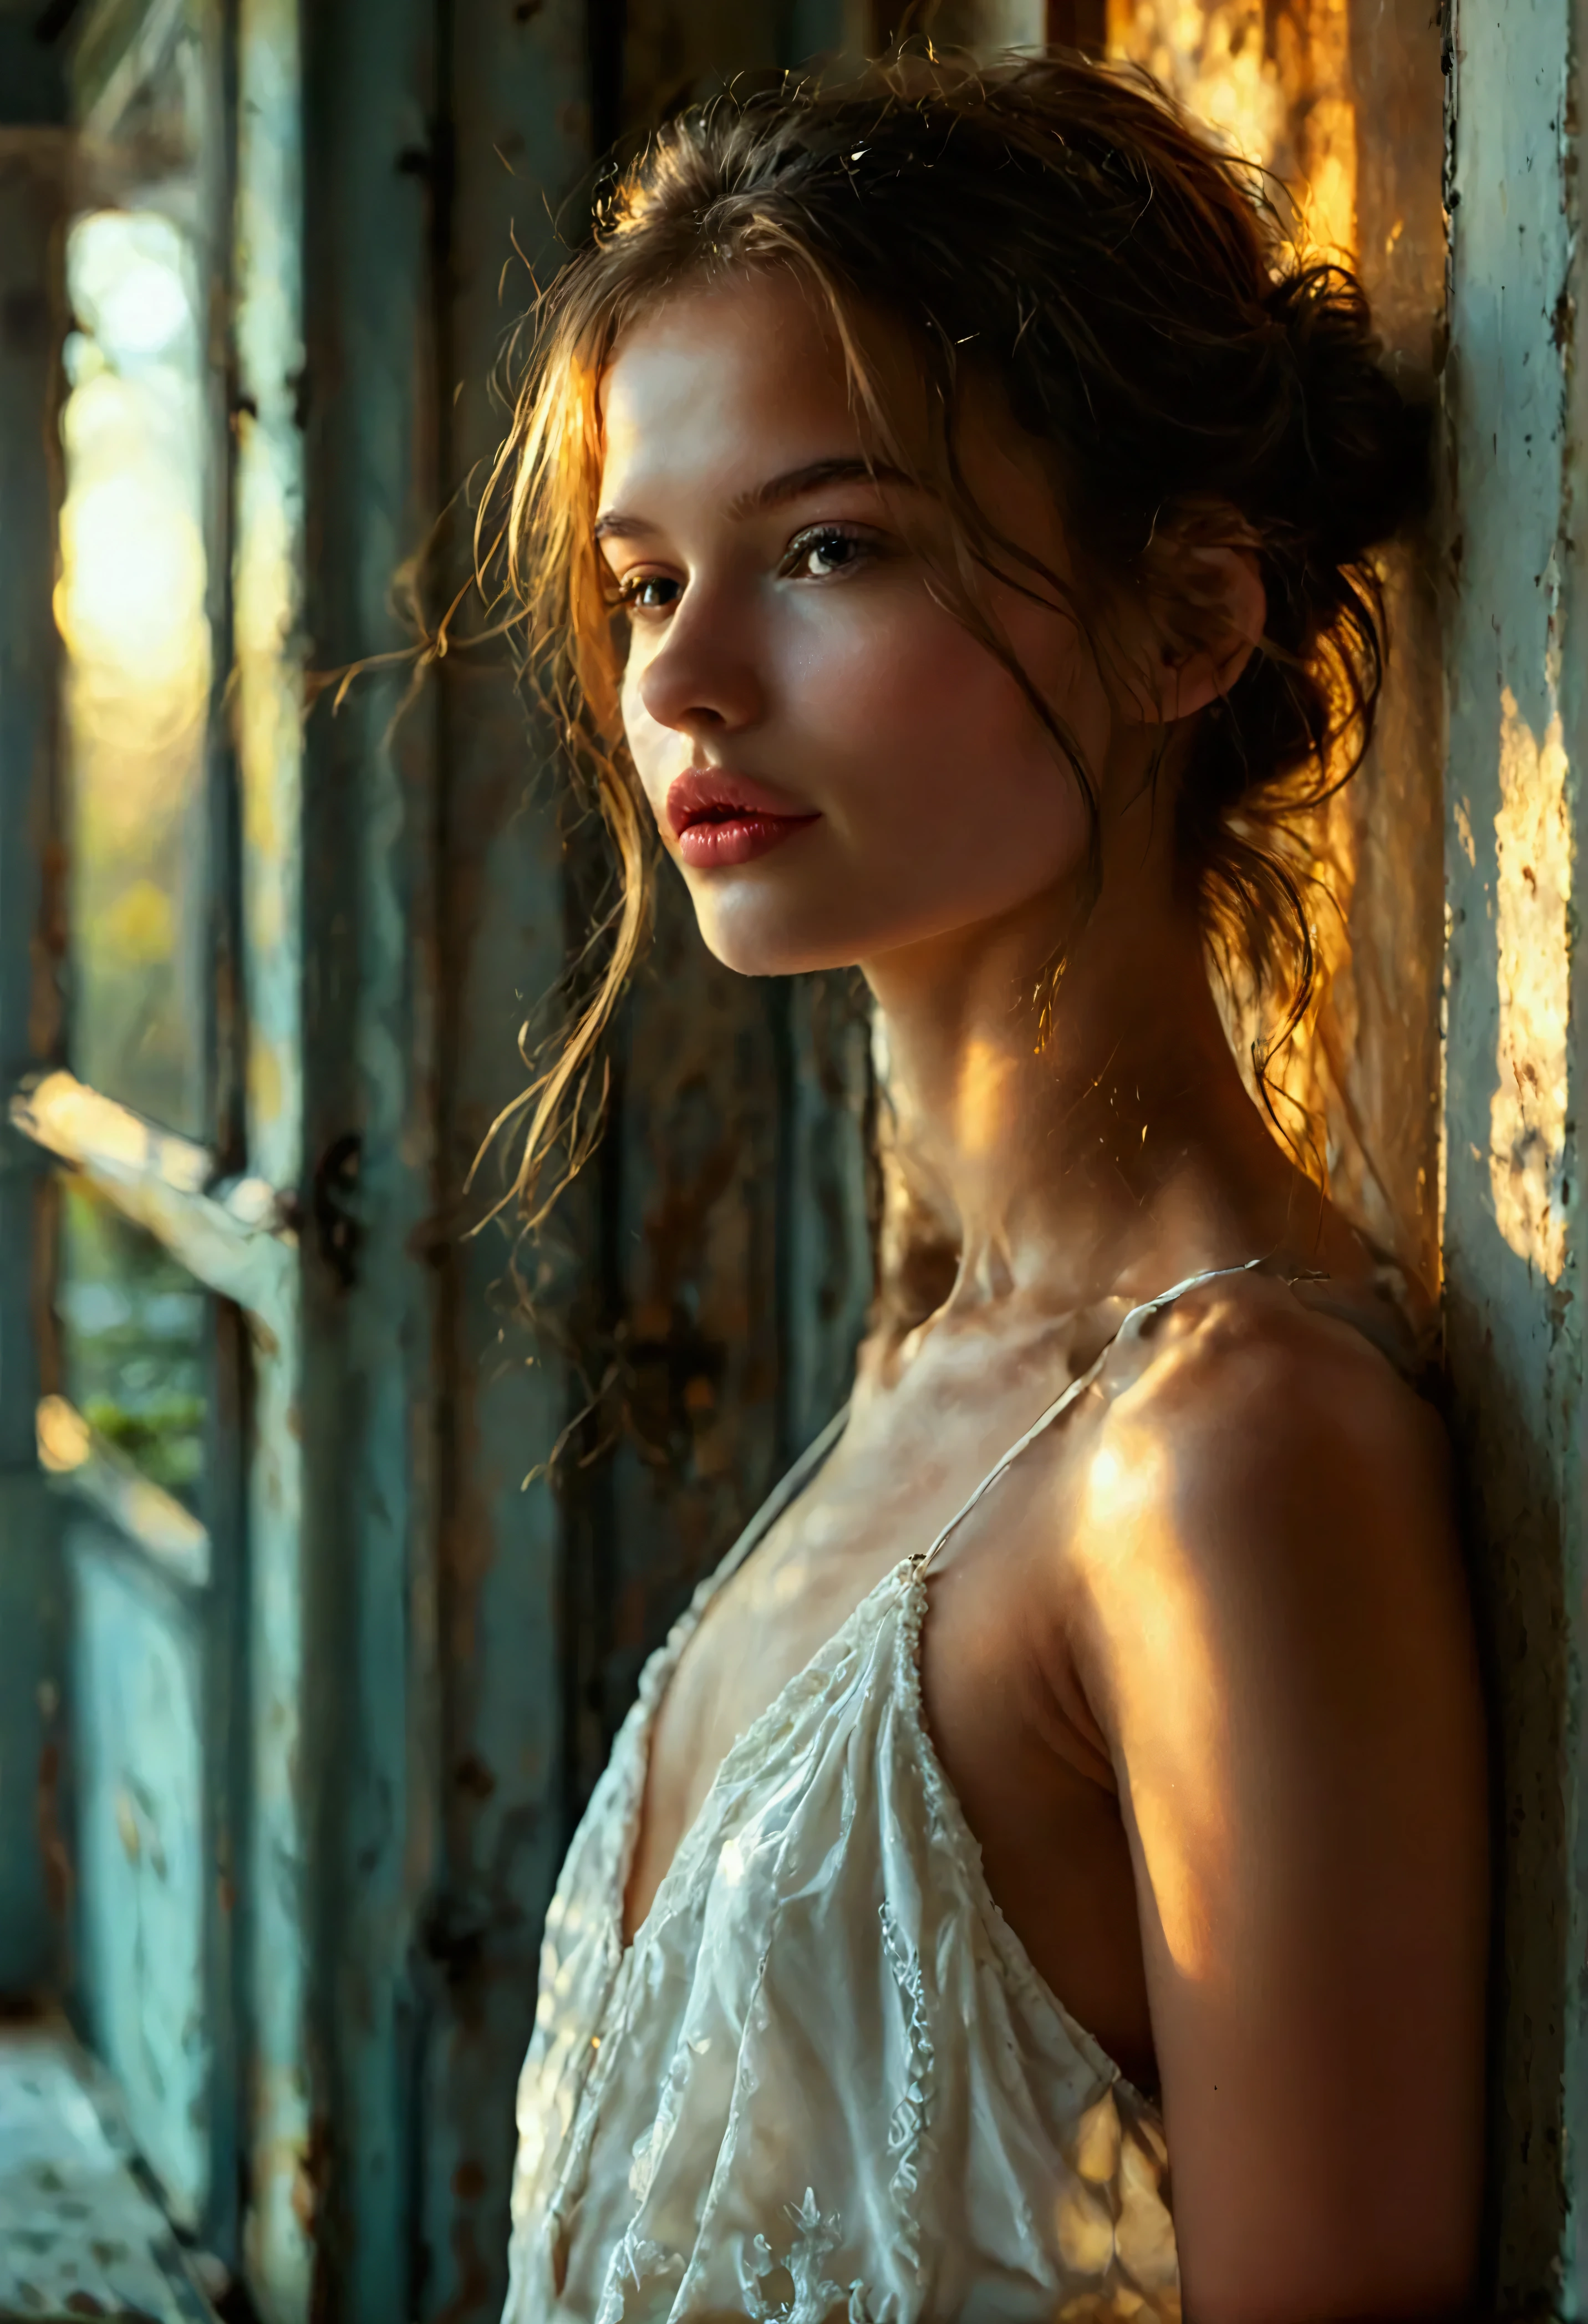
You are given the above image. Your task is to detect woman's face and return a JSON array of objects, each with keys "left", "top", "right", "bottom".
[{"left": 596, "top": 268, "right": 1136, "bottom": 979}]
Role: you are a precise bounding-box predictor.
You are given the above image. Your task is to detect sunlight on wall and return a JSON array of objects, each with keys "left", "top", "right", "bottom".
[
  {"left": 1111, "top": 2, "right": 1286, "bottom": 187},
  {"left": 1488, "top": 684, "right": 1571, "bottom": 1284},
  {"left": 1107, "top": 0, "right": 1356, "bottom": 255},
  {"left": 1275, "top": 0, "right": 1356, "bottom": 263},
  {"left": 1103, "top": 1, "right": 1431, "bottom": 1258}
]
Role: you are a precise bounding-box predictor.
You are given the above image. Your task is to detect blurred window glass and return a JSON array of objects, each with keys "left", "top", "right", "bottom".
[
  {"left": 57, "top": 1179, "right": 208, "bottom": 1513},
  {"left": 58, "top": 185, "right": 214, "bottom": 1136}
]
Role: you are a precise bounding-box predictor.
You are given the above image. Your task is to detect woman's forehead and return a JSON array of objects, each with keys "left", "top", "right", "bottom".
[
  {"left": 600, "top": 274, "right": 850, "bottom": 427},
  {"left": 597, "top": 274, "right": 868, "bottom": 507},
  {"left": 592, "top": 266, "right": 1058, "bottom": 559}
]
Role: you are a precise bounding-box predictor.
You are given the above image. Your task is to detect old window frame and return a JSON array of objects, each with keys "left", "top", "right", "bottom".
[{"left": 1, "top": 0, "right": 294, "bottom": 2286}]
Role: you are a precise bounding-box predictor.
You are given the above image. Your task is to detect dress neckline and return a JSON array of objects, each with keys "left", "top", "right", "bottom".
[
  {"left": 614, "top": 1257, "right": 1271, "bottom": 1966},
  {"left": 611, "top": 1545, "right": 1166, "bottom": 2113}
]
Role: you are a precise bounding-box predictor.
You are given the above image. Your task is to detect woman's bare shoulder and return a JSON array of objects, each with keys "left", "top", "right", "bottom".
[
  {"left": 1117, "top": 1260, "right": 1447, "bottom": 1485},
  {"left": 1050, "top": 1270, "right": 1487, "bottom": 2318},
  {"left": 1065, "top": 1265, "right": 1468, "bottom": 1727}
]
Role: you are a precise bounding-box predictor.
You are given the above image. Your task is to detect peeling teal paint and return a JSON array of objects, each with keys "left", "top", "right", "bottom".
[
  {"left": 1444, "top": 0, "right": 1588, "bottom": 2308},
  {"left": 70, "top": 1521, "right": 211, "bottom": 2230},
  {"left": 233, "top": 0, "right": 314, "bottom": 2311}
]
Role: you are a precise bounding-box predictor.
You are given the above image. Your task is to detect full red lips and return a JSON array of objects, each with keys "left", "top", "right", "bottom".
[{"left": 665, "top": 767, "right": 821, "bottom": 870}]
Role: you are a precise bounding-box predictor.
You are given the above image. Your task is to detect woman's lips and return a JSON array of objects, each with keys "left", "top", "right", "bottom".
[
  {"left": 678, "top": 813, "right": 817, "bottom": 868},
  {"left": 665, "top": 768, "right": 820, "bottom": 870}
]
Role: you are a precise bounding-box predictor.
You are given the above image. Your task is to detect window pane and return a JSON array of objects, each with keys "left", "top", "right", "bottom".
[
  {"left": 57, "top": 190, "right": 213, "bottom": 1138},
  {"left": 58, "top": 1181, "right": 208, "bottom": 1515}
]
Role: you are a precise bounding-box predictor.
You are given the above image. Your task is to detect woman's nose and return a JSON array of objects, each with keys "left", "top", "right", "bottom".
[{"left": 634, "top": 590, "right": 764, "bottom": 739}]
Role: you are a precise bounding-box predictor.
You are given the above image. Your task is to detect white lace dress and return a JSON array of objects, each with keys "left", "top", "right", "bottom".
[{"left": 500, "top": 1274, "right": 1258, "bottom": 2323}]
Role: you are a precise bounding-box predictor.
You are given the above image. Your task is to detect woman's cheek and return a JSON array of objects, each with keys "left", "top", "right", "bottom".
[
  {"left": 806, "top": 615, "right": 1050, "bottom": 828},
  {"left": 789, "top": 596, "right": 1005, "bottom": 768}
]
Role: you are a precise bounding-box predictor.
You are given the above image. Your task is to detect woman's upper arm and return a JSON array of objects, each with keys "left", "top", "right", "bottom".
[{"left": 1078, "top": 1324, "right": 1488, "bottom": 2324}]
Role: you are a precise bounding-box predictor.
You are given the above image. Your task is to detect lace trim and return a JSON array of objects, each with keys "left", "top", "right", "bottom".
[
  {"left": 618, "top": 1564, "right": 909, "bottom": 1965},
  {"left": 738, "top": 2189, "right": 873, "bottom": 2324},
  {"left": 877, "top": 1900, "right": 931, "bottom": 2274}
]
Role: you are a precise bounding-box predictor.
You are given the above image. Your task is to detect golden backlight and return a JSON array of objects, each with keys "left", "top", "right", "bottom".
[
  {"left": 1108, "top": 0, "right": 1356, "bottom": 258},
  {"left": 1102, "top": 1, "right": 1447, "bottom": 1286},
  {"left": 57, "top": 206, "right": 212, "bottom": 1137}
]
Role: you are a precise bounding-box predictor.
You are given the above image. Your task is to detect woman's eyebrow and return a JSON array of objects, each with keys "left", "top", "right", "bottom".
[
  {"left": 725, "top": 455, "right": 914, "bottom": 517},
  {"left": 593, "top": 455, "right": 914, "bottom": 542}
]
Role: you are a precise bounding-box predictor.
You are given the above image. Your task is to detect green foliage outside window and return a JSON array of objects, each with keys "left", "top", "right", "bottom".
[{"left": 59, "top": 1180, "right": 206, "bottom": 1509}]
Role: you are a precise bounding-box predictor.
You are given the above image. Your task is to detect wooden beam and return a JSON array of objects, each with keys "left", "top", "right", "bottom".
[
  {"left": 9, "top": 1072, "right": 294, "bottom": 1336},
  {"left": 232, "top": 0, "right": 313, "bottom": 2310}
]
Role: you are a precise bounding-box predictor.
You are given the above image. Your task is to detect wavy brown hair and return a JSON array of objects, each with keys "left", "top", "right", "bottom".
[{"left": 479, "top": 45, "right": 1427, "bottom": 1231}]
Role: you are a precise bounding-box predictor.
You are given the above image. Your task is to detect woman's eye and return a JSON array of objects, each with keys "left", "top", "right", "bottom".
[
  {"left": 613, "top": 572, "right": 681, "bottom": 614},
  {"left": 783, "top": 527, "right": 871, "bottom": 580}
]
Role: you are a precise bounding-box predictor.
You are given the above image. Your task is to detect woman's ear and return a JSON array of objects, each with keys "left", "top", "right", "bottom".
[{"left": 1144, "top": 544, "right": 1268, "bottom": 724}]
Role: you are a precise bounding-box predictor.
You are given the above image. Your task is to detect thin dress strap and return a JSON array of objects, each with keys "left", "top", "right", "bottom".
[{"left": 912, "top": 1257, "right": 1268, "bottom": 1581}]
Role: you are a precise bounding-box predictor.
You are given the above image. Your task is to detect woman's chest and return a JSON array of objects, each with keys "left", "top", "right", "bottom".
[{"left": 622, "top": 1388, "right": 1158, "bottom": 2086}]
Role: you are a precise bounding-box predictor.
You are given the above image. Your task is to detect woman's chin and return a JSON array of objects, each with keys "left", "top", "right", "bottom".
[{"left": 693, "top": 910, "right": 863, "bottom": 982}]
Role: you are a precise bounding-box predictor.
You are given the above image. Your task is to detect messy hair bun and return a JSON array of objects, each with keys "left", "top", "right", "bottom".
[{"left": 488, "top": 45, "right": 1428, "bottom": 1222}]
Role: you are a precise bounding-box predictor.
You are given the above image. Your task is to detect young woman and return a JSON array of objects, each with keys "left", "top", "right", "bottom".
[{"left": 494, "top": 51, "right": 1487, "bottom": 2324}]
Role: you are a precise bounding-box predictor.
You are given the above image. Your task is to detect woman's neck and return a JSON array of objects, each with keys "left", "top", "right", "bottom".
[{"left": 862, "top": 878, "right": 1315, "bottom": 1322}]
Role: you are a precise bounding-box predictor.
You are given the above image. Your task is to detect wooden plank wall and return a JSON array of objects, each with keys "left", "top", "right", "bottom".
[
  {"left": 421, "top": 7, "right": 592, "bottom": 2312},
  {"left": 297, "top": 0, "right": 446, "bottom": 2312}
]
